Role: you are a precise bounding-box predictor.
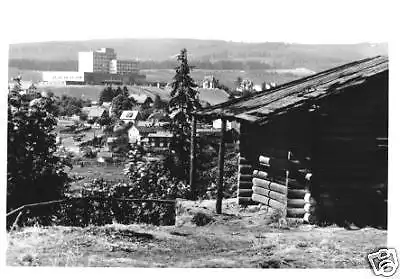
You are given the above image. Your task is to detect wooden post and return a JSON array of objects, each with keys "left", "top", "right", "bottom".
[
  {"left": 189, "top": 115, "right": 197, "bottom": 199},
  {"left": 283, "top": 151, "right": 291, "bottom": 219},
  {"left": 216, "top": 119, "right": 227, "bottom": 214}
]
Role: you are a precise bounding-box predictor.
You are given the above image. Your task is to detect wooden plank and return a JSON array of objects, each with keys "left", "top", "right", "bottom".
[
  {"left": 287, "top": 208, "right": 306, "bottom": 218},
  {"left": 259, "top": 156, "right": 289, "bottom": 170},
  {"left": 252, "top": 178, "right": 287, "bottom": 195},
  {"left": 253, "top": 170, "right": 269, "bottom": 180},
  {"left": 251, "top": 194, "right": 285, "bottom": 210},
  {"left": 284, "top": 151, "right": 290, "bottom": 219},
  {"left": 239, "top": 164, "right": 253, "bottom": 174},
  {"left": 287, "top": 178, "right": 306, "bottom": 189},
  {"left": 288, "top": 189, "right": 307, "bottom": 199},
  {"left": 252, "top": 186, "right": 286, "bottom": 203},
  {"left": 238, "top": 196, "right": 258, "bottom": 205},
  {"left": 239, "top": 157, "right": 252, "bottom": 164},
  {"left": 259, "top": 148, "right": 290, "bottom": 158},
  {"left": 239, "top": 174, "right": 253, "bottom": 182},
  {"left": 239, "top": 181, "right": 253, "bottom": 189},
  {"left": 272, "top": 177, "right": 305, "bottom": 189},
  {"left": 256, "top": 164, "right": 287, "bottom": 177},
  {"left": 238, "top": 188, "right": 253, "bottom": 197},
  {"left": 287, "top": 199, "right": 305, "bottom": 208},
  {"left": 289, "top": 170, "right": 312, "bottom": 184}
]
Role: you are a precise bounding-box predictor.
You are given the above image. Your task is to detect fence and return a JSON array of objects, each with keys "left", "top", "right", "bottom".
[
  {"left": 6, "top": 197, "right": 177, "bottom": 230},
  {"left": 71, "top": 159, "right": 126, "bottom": 168}
]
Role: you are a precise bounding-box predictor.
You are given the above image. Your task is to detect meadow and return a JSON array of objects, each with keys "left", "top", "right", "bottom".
[
  {"left": 10, "top": 67, "right": 305, "bottom": 101},
  {"left": 7, "top": 198, "right": 386, "bottom": 268}
]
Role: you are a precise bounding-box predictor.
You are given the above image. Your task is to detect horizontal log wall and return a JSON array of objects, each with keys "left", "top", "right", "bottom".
[
  {"left": 237, "top": 154, "right": 258, "bottom": 205},
  {"left": 250, "top": 151, "right": 314, "bottom": 222}
]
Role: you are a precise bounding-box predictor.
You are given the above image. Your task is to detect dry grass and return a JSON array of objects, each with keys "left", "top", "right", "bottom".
[{"left": 7, "top": 199, "right": 387, "bottom": 268}]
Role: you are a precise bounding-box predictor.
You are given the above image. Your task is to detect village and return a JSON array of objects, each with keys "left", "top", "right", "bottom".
[
  {"left": 51, "top": 79, "right": 242, "bottom": 171},
  {"left": 5, "top": 12, "right": 393, "bottom": 269}
]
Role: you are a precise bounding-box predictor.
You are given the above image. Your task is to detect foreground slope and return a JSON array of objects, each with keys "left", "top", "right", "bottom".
[{"left": 7, "top": 199, "right": 386, "bottom": 268}]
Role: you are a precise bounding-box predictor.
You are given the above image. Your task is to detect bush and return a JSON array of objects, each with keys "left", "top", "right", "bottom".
[
  {"left": 7, "top": 82, "right": 70, "bottom": 211},
  {"left": 191, "top": 212, "right": 214, "bottom": 226}
]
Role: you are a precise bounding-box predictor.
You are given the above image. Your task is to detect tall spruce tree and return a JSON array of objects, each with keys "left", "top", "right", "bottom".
[{"left": 168, "top": 48, "right": 200, "bottom": 182}]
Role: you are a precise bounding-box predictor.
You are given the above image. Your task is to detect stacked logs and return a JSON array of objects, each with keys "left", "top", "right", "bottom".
[
  {"left": 303, "top": 187, "right": 317, "bottom": 223},
  {"left": 237, "top": 154, "right": 257, "bottom": 205},
  {"left": 251, "top": 153, "right": 316, "bottom": 222}
]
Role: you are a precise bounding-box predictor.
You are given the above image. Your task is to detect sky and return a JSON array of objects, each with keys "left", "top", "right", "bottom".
[{"left": 2, "top": 0, "right": 393, "bottom": 45}]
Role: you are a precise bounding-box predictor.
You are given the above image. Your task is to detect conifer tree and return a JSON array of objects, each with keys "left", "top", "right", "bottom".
[{"left": 168, "top": 48, "right": 200, "bottom": 182}]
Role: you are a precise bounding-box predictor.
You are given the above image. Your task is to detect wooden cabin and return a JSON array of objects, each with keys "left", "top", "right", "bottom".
[{"left": 196, "top": 56, "right": 388, "bottom": 228}]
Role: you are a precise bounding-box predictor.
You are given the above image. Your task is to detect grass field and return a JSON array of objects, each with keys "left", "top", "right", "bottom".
[
  {"left": 7, "top": 199, "right": 386, "bottom": 268},
  {"left": 143, "top": 69, "right": 302, "bottom": 88}
]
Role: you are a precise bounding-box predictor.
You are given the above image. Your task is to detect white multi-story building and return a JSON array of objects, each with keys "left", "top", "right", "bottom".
[
  {"left": 117, "top": 60, "right": 139, "bottom": 75},
  {"left": 42, "top": 47, "right": 142, "bottom": 84},
  {"left": 79, "top": 48, "right": 117, "bottom": 73}
]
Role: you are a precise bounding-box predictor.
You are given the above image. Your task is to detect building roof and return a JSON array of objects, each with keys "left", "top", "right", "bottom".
[
  {"left": 196, "top": 56, "right": 388, "bottom": 124},
  {"left": 57, "top": 119, "right": 76, "bottom": 127},
  {"left": 81, "top": 106, "right": 92, "bottom": 114},
  {"left": 147, "top": 111, "right": 169, "bottom": 121},
  {"left": 197, "top": 88, "right": 231, "bottom": 106},
  {"left": 101, "top": 102, "right": 112, "bottom": 109},
  {"left": 148, "top": 131, "right": 173, "bottom": 138},
  {"left": 97, "top": 151, "right": 113, "bottom": 158},
  {"left": 130, "top": 94, "right": 153, "bottom": 104},
  {"left": 136, "top": 120, "right": 154, "bottom": 127},
  {"left": 88, "top": 107, "right": 106, "bottom": 118},
  {"left": 106, "top": 137, "right": 117, "bottom": 143},
  {"left": 136, "top": 126, "right": 162, "bottom": 134},
  {"left": 120, "top": 110, "right": 139, "bottom": 120},
  {"left": 129, "top": 86, "right": 170, "bottom": 102}
]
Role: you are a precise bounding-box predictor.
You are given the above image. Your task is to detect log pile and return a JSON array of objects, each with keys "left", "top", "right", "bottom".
[
  {"left": 237, "top": 154, "right": 258, "bottom": 205},
  {"left": 251, "top": 152, "right": 315, "bottom": 222}
]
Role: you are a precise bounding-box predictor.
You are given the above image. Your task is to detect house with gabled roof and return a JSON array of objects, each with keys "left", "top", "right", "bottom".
[
  {"left": 87, "top": 107, "right": 107, "bottom": 120},
  {"left": 129, "top": 94, "right": 154, "bottom": 108},
  {"left": 120, "top": 110, "right": 139, "bottom": 124}
]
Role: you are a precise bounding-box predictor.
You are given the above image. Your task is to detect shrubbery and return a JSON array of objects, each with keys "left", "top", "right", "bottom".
[{"left": 7, "top": 79, "right": 71, "bottom": 211}]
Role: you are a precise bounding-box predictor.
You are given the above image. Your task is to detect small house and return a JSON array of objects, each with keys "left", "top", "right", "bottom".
[
  {"left": 202, "top": 75, "right": 217, "bottom": 89},
  {"left": 147, "top": 131, "right": 173, "bottom": 148},
  {"left": 120, "top": 110, "right": 139, "bottom": 124},
  {"left": 97, "top": 151, "right": 113, "bottom": 163},
  {"left": 87, "top": 107, "right": 107, "bottom": 120},
  {"left": 196, "top": 56, "right": 388, "bottom": 228},
  {"left": 130, "top": 94, "right": 154, "bottom": 108}
]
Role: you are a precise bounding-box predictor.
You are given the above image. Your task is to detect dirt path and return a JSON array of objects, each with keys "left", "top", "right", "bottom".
[{"left": 6, "top": 199, "right": 386, "bottom": 268}]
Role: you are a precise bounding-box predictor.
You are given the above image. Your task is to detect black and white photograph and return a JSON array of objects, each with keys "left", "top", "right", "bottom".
[{"left": 1, "top": 0, "right": 399, "bottom": 275}]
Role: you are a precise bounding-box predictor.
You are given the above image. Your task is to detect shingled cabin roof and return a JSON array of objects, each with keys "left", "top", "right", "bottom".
[{"left": 196, "top": 56, "right": 388, "bottom": 124}]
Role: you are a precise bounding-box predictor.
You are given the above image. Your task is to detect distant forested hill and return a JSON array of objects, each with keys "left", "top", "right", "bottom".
[{"left": 9, "top": 38, "right": 388, "bottom": 72}]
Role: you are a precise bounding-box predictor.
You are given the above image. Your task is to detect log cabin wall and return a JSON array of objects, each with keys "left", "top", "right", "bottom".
[
  {"left": 238, "top": 110, "right": 314, "bottom": 209},
  {"left": 309, "top": 72, "right": 388, "bottom": 227},
  {"left": 238, "top": 72, "right": 388, "bottom": 227},
  {"left": 197, "top": 56, "right": 389, "bottom": 226}
]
